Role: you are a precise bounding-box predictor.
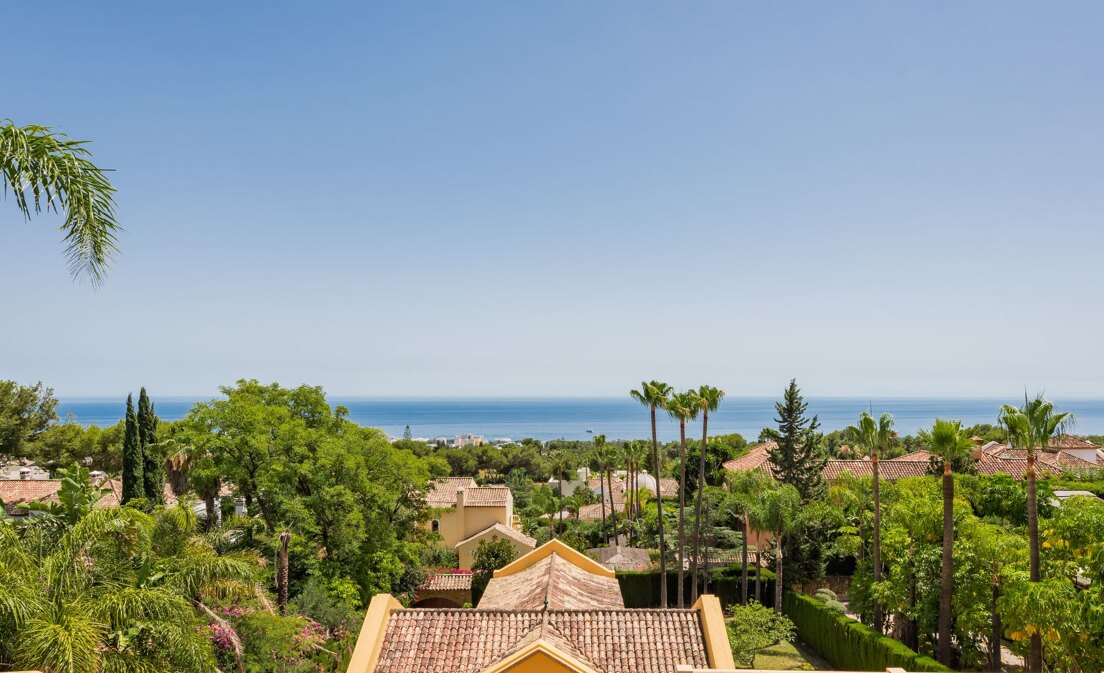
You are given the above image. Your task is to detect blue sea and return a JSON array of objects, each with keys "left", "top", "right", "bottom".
[{"left": 55, "top": 397, "right": 1104, "bottom": 442}]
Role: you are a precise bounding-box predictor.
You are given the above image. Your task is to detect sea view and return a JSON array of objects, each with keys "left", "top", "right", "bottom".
[{"left": 56, "top": 396, "right": 1104, "bottom": 441}]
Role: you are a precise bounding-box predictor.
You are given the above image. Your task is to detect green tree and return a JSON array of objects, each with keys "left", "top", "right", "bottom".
[
  {"left": 725, "top": 601, "right": 796, "bottom": 667},
  {"left": 138, "top": 387, "right": 165, "bottom": 504},
  {"left": 590, "top": 434, "right": 618, "bottom": 543},
  {"left": 666, "top": 391, "right": 699, "bottom": 608},
  {"left": 757, "top": 482, "right": 802, "bottom": 612},
  {"left": 999, "top": 394, "right": 1073, "bottom": 673},
  {"left": 471, "top": 536, "right": 520, "bottom": 600},
  {"left": 728, "top": 470, "right": 774, "bottom": 605},
  {"left": 845, "top": 410, "right": 894, "bottom": 633},
  {"left": 690, "top": 385, "right": 724, "bottom": 603},
  {"left": 121, "top": 393, "right": 143, "bottom": 504},
  {"left": 0, "top": 505, "right": 259, "bottom": 673},
  {"left": 1, "top": 120, "right": 121, "bottom": 283},
  {"left": 630, "top": 380, "right": 672, "bottom": 607},
  {"left": 0, "top": 380, "right": 58, "bottom": 457},
  {"left": 764, "top": 380, "right": 826, "bottom": 502},
  {"left": 919, "top": 418, "right": 974, "bottom": 666}
]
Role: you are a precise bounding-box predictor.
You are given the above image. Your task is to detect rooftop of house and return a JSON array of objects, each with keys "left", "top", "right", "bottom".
[
  {"left": 0, "top": 478, "right": 176, "bottom": 516},
  {"left": 425, "top": 477, "right": 511, "bottom": 508},
  {"left": 420, "top": 572, "right": 474, "bottom": 592},
  {"left": 349, "top": 539, "right": 734, "bottom": 673},
  {"left": 724, "top": 439, "right": 1100, "bottom": 483},
  {"left": 587, "top": 545, "right": 653, "bottom": 572},
  {"left": 455, "top": 522, "right": 536, "bottom": 550},
  {"left": 371, "top": 607, "right": 710, "bottom": 673},
  {"left": 478, "top": 550, "right": 624, "bottom": 610}
]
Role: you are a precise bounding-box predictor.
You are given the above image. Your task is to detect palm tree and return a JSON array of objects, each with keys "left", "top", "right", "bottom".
[
  {"left": 845, "top": 410, "right": 894, "bottom": 633},
  {"left": 630, "top": 380, "right": 672, "bottom": 607},
  {"left": 620, "top": 439, "right": 645, "bottom": 544},
  {"left": 757, "top": 481, "right": 802, "bottom": 613},
  {"left": 919, "top": 418, "right": 974, "bottom": 666},
  {"left": 999, "top": 394, "right": 1073, "bottom": 673},
  {"left": 548, "top": 447, "right": 575, "bottom": 531},
  {"left": 0, "top": 505, "right": 259, "bottom": 673},
  {"left": 1, "top": 120, "right": 120, "bottom": 284},
  {"left": 727, "top": 470, "right": 771, "bottom": 605},
  {"left": 665, "top": 391, "right": 699, "bottom": 608},
  {"left": 592, "top": 434, "right": 619, "bottom": 543},
  {"left": 690, "top": 385, "right": 725, "bottom": 602}
]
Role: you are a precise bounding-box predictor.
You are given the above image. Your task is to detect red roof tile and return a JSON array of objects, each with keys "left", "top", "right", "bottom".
[
  {"left": 372, "top": 609, "right": 709, "bottom": 673},
  {"left": 425, "top": 477, "right": 479, "bottom": 507},
  {"left": 456, "top": 523, "right": 536, "bottom": 549},
  {"left": 421, "top": 572, "right": 474, "bottom": 592},
  {"left": 477, "top": 552, "right": 624, "bottom": 610}
]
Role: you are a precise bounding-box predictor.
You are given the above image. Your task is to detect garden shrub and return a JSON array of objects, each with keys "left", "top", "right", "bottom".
[
  {"left": 782, "top": 592, "right": 951, "bottom": 672},
  {"left": 726, "top": 601, "right": 795, "bottom": 667}
]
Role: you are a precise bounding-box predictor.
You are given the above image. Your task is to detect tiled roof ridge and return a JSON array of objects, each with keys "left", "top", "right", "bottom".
[{"left": 399, "top": 607, "right": 700, "bottom": 614}]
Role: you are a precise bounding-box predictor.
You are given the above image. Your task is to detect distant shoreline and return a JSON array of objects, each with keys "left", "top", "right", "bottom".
[{"left": 55, "top": 396, "right": 1104, "bottom": 442}]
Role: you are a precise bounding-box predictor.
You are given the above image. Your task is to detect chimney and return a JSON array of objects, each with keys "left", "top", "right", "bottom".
[
  {"left": 19, "top": 467, "right": 31, "bottom": 480},
  {"left": 456, "top": 487, "right": 465, "bottom": 510}
]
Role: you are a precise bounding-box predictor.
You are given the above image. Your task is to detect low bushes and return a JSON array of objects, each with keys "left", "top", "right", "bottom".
[{"left": 782, "top": 592, "right": 950, "bottom": 672}]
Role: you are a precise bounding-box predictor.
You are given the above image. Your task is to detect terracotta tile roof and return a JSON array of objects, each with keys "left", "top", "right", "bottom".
[
  {"left": 456, "top": 523, "right": 536, "bottom": 549},
  {"left": 372, "top": 608, "right": 708, "bottom": 673},
  {"left": 974, "top": 456, "right": 1032, "bottom": 478},
  {"left": 99, "top": 479, "right": 177, "bottom": 509},
  {"left": 0, "top": 480, "right": 66, "bottom": 515},
  {"left": 421, "top": 572, "right": 474, "bottom": 592},
  {"left": 478, "top": 552, "right": 624, "bottom": 610},
  {"left": 575, "top": 502, "right": 626, "bottom": 522},
  {"left": 587, "top": 546, "right": 653, "bottom": 572},
  {"left": 1049, "top": 434, "right": 1099, "bottom": 450},
  {"left": 889, "top": 450, "right": 932, "bottom": 462},
  {"left": 657, "top": 478, "right": 680, "bottom": 496},
  {"left": 721, "top": 442, "right": 777, "bottom": 476},
  {"left": 821, "top": 460, "right": 930, "bottom": 481},
  {"left": 461, "top": 486, "right": 512, "bottom": 507},
  {"left": 425, "top": 477, "right": 479, "bottom": 507}
]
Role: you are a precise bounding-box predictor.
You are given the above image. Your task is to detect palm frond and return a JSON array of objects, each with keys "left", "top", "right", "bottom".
[{"left": 0, "top": 119, "right": 120, "bottom": 284}]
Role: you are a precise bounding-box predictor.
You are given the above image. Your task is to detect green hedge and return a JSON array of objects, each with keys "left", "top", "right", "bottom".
[
  {"left": 615, "top": 569, "right": 775, "bottom": 609},
  {"left": 782, "top": 592, "right": 951, "bottom": 672}
]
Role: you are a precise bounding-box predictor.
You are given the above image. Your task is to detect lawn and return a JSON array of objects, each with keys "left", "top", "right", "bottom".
[{"left": 753, "top": 641, "right": 824, "bottom": 670}]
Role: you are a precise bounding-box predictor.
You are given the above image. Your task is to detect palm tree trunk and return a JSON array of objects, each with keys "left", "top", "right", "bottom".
[
  {"left": 651, "top": 405, "right": 667, "bottom": 608},
  {"left": 741, "top": 515, "right": 749, "bottom": 604},
  {"left": 677, "top": 420, "right": 687, "bottom": 608},
  {"left": 558, "top": 466, "right": 565, "bottom": 532},
  {"left": 990, "top": 575, "right": 1002, "bottom": 671},
  {"left": 938, "top": 462, "right": 954, "bottom": 666},
  {"left": 600, "top": 476, "right": 607, "bottom": 542},
  {"left": 1026, "top": 450, "right": 1042, "bottom": 673},
  {"left": 692, "top": 410, "right": 708, "bottom": 603},
  {"left": 872, "top": 449, "right": 883, "bottom": 633},
  {"left": 755, "top": 540, "right": 761, "bottom": 604},
  {"left": 774, "top": 534, "right": 783, "bottom": 614},
  {"left": 277, "top": 530, "right": 290, "bottom": 616},
  {"left": 607, "top": 467, "right": 618, "bottom": 543}
]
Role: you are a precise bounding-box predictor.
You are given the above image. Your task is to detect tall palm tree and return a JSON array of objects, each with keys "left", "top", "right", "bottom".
[
  {"left": 666, "top": 391, "right": 699, "bottom": 608},
  {"left": 727, "top": 470, "right": 771, "bottom": 605},
  {"left": 592, "top": 434, "right": 619, "bottom": 543},
  {"left": 630, "top": 380, "right": 672, "bottom": 607},
  {"left": 548, "top": 447, "right": 575, "bottom": 531},
  {"left": 999, "top": 394, "right": 1073, "bottom": 673},
  {"left": 845, "top": 410, "right": 894, "bottom": 633},
  {"left": 1, "top": 120, "right": 120, "bottom": 284},
  {"left": 919, "top": 418, "right": 974, "bottom": 666},
  {"left": 690, "top": 385, "right": 725, "bottom": 602},
  {"left": 620, "top": 439, "right": 645, "bottom": 544},
  {"left": 757, "top": 481, "right": 801, "bottom": 613}
]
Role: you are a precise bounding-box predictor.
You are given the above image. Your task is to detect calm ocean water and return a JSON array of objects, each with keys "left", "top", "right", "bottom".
[{"left": 55, "top": 397, "right": 1104, "bottom": 442}]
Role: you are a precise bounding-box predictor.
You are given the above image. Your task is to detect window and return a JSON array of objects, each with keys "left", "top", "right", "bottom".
[{"left": 431, "top": 519, "right": 440, "bottom": 533}]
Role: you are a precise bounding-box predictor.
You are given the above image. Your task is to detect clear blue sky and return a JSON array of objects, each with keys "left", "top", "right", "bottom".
[{"left": 4, "top": 2, "right": 1103, "bottom": 398}]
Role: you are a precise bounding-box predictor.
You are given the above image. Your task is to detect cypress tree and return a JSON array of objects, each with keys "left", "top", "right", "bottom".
[
  {"left": 138, "top": 387, "right": 164, "bottom": 504},
  {"left": 121, "top": 393, "right": 143, "bottom": 504},
  {"left": 765, "top": 379, "right": 827, "bottom": 502}
]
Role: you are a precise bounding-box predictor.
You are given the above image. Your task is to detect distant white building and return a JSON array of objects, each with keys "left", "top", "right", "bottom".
[
  {"left": 455, "top": 434, "right": 485, "bottom": 448},
  {"left": 0, "top": 462, "right": 49, "bottom": 481}
]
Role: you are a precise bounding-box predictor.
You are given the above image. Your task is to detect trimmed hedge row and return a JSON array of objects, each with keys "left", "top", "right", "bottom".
[
  {"left": 616, "top": 567, "right": 776, "bottom": 609},
  {"left": 782, "top": 592, "right": 950, "bottom": 672}
]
